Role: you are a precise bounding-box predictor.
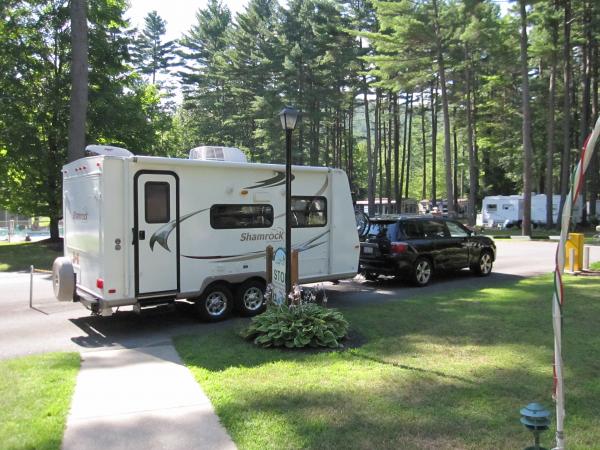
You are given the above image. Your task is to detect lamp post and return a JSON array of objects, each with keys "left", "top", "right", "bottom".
[{"left": 279, "top": 106, "right": 300, "bottom": 299}]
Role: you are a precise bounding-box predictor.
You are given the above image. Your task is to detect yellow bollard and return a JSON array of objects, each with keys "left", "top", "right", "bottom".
[{"left": 565, "top": 233, "right": 584, "bottom": 272}]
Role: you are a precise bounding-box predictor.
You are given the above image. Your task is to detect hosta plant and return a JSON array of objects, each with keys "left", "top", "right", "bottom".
[{"left": 241, "top": 285, "right": 349, "bottom": 349}]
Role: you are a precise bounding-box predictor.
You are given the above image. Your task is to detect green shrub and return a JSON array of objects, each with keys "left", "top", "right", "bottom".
[{"left": 241, "top": 303, "right": 349, "bottom": 349}]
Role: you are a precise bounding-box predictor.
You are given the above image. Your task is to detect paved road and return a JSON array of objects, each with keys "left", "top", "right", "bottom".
[{"left": 1, "top": 240, "right": 598, "bottom": 359}]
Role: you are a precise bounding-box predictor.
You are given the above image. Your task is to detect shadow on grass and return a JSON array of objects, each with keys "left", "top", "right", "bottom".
[
  {"left": 192, "top": 358, "right": 559, "bottom": 449},
  {"left": 175, "top": 276, "right": 600, "bottom": 449}
]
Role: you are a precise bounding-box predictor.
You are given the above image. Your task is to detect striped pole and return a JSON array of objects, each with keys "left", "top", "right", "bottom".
[{"left": 552, "top": 115, "right": 600, "bottom": 449}]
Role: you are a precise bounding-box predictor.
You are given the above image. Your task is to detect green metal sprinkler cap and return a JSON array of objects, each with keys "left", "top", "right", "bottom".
[{"left": 520, "top": 402, "right": 551, "bottom": 430}]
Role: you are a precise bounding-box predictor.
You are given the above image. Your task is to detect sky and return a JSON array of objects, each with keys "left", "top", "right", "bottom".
[{"left": 126, "top": 0, "right": 250, "bottom": 41}]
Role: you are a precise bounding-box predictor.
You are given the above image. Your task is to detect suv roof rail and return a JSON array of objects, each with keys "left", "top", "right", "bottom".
[{"left": 370, "top": 213, "right": 434, "bottom": 220}]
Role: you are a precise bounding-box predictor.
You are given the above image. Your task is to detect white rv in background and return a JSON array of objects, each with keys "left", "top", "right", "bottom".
[
  {"left": 480, "top": 194, "right": 583, "bottom": 228},
  {"left": 52, "top": 145, "right": 359, "bottom": 320}
]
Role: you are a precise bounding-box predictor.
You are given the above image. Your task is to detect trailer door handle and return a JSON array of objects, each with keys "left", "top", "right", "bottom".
[{"left": 138, "top": 230, "right": 146, "bottom": 240}]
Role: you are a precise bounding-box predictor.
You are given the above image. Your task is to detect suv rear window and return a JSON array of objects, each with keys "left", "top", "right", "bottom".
[{"left": 366, "top": 222, "right": 398, "bottom": 241}]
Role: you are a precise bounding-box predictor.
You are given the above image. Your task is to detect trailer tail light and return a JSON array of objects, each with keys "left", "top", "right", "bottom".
[
  {"left": 96, "top": 278, "right": 104, "bottom": 289},
  {"left": 391, "top": 242, "right": 408, "bottom": 254},
  {"left": 108, "top": 289, "right": 116, "bottom": 294}
]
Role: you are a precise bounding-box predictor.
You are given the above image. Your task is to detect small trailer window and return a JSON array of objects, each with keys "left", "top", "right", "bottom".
[
  {"left": 291, "top": 196, "right": 327, "bottom": 227},
  {"left": 210, "top": 204, "right": 274, "bottom": 229},
  {"left": 145, "top": 182, "right": 170, "bottom": 223},
  {"left": 487, "top": 204, "right": 497, "bottom": 211}
]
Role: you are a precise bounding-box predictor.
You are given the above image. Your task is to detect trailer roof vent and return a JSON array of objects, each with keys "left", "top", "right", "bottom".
[
  {"left": 188, "top": 146, "right": 247, "bottom": 163},
  {"left": 85, "top": 145, "right": 133, "bottom": 158}
]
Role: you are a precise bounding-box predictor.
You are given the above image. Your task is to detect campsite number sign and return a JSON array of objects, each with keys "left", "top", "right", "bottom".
[{"left": 271, "top": 247, "right": 286, "bottom": 305}]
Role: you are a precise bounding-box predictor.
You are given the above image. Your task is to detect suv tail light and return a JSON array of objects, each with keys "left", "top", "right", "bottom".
[{"left": 390, "top": 242, "right": 408, "bottom": 254}]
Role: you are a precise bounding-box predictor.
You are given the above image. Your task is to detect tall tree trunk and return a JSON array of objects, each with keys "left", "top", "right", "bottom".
[
  {"left": 363, "top": 73, "right": 375, "bottom": 214},
  {"left": 375, "top": 91, "right": 382, "bottom": 210},
  {"left": 453, "top": 108, "right": 458, "bottom": 212},
  {"left": 545, "top": 4, "right": 558, "bottom": 228},
  {"left": 465, "top": 49, "right": 478, "bottom": 226},
  {"left": 519, "top": 0, "right": 533, "bottom": 236},
  {"left": 590, "top": 43, "right": 599, "bottom": 219},
  {"left": 405, "top": 94, "right": 413, "bottom": 199},
  {"left": 324, "top": 121, "right": 330, "bottom": 167},
  {"left": 400, "top": 94, "right": 409, "bottom": 210},
  {"left": 420, "top": 91, "right": 427, "bottom": 201},
  {"left": 579, "top": 0, "right": 592, "bottom": 224},
  {"left": 432, "top": 0, "right": 454, "bottom": 214},
  {"left": 347, "top": 100, "right": 354, "bottom": 193},
  {"left": 386, "top": 93, "right": 392, "bottom": 206},
  {"left": 431, "top": 79, "right": 438, "bottom": 206},
  {"left": 310, "top": 100, "right": 320, "bottom": 166},
  {"left": 394, "top": 93, "right": 400, "bottom": 206},
  {"left": 68, "top": 0, "right": 88, "bottom": 163},
  {"left": 558, "top": 0, "right": 572, "bottom": 222}
]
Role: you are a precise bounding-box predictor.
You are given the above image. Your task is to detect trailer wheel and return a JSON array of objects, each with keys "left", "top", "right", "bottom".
[
  {"left": 52, "top": 257, "right": 75, "bottom": 301},
  {"left": 195, "top": 283, "right": 233, "bottom": 321},
  {"left": 235, "top": 279, "right": 266, "bottom": 316}
]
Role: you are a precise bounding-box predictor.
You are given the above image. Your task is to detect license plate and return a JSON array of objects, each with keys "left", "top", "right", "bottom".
[{"left": 362, "top": 246, "right": 373, "bottom": 254}]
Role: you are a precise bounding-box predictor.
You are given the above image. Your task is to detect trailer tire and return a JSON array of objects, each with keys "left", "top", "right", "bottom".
[
  {"left": 195, "top": 283, "right": 233, "bottom": 322},
  {"left": 52, "top": 257, "right": 75, "bottom": 301},
  {"left": 235, "top": 279, "right": 266, "bottom": 316}
]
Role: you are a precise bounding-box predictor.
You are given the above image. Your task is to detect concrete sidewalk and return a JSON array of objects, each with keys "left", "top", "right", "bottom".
[{"left": 62, "top": 344, "right": 236, "bottom": 450}]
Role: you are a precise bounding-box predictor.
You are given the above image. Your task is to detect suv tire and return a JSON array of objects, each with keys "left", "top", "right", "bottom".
[
  {"left": 472, "top": 250, "right": 493, "bottom": 276},
  {"left": 411, "top": 257, "right": 432, "bottom": 287}
]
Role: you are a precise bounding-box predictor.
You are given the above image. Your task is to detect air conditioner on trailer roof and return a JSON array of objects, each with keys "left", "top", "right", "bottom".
[{"left": 188, "top": 146, "right": 247, "bottom": 163}]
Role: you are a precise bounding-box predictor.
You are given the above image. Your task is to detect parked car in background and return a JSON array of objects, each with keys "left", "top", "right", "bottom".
[{"left": 358, "top": 216, "right": 496, "bottom": 286}]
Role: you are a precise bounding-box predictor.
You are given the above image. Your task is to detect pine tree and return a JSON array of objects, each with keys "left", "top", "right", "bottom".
[{"left": 130, "top": 11, "right": 176, "bottom": 84}]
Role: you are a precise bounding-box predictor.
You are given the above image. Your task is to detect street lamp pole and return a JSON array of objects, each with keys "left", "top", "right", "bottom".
[
  {"left": 285, "top": 127, "right": 293, "bottom": 297},
  {"left": 279, "top": 107, "right": 300, "bottom": 299}
]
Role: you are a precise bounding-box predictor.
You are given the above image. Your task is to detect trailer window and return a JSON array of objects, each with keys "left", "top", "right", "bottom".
[
  {"left": 210, "top": 204, "right": 274, "bottom": 229},
  {"left": 291, "top": 196, "right": 327, "bottom": 227},
  {"left": 487, "top": 204, "right": 497, "bottom": 211},
  {"left": 145, "top": 182, "right": 170, "bottom": 223}
]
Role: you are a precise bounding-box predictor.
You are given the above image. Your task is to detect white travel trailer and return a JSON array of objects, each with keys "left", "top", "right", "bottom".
[
  {"left": 480, "top": 194, "right": 583, "bottom": 228},
  {"left": 52, "top": 145, "right": 359, "bottom": 320},
  {"left": 480, "top": 195, "right": 523, "bottom": 227}
]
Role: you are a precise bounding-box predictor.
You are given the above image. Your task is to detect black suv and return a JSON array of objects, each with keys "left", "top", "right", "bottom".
[{"left": 358, "top": 216, "right": 496, "bottom": 286}]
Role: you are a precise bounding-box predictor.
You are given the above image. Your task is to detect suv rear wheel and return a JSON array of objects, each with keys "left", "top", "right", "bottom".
[{"left": 411, "top": 257, "right": 432, "bottom": 287}]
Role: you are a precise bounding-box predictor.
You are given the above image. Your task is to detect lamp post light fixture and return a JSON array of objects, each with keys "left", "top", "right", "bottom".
[
  {"left": 279, "top": 106, "right": 300, "bottom": 299},
  {"left": 520, "top": 402, "right": 551, "bottom": 450}
]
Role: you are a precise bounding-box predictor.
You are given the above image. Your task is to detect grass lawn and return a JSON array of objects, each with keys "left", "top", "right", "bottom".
[
  {"left": 0, "top": 241, "right": 62, "bottom": 272},
  {"left": 175, "top": 276, "right": 600, "bottom": 450},
  {"left": 0, "top": 353, "right": 80, "bottom": 450}
]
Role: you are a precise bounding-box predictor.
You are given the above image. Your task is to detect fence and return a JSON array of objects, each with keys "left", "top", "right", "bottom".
[{"left": 0, "top": 211, "right": 59, "bottom": 242}]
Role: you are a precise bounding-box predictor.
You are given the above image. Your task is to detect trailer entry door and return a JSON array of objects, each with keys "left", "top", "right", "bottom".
[{"left": 134, "top": 171, "right": 179, "bottom": 296}]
